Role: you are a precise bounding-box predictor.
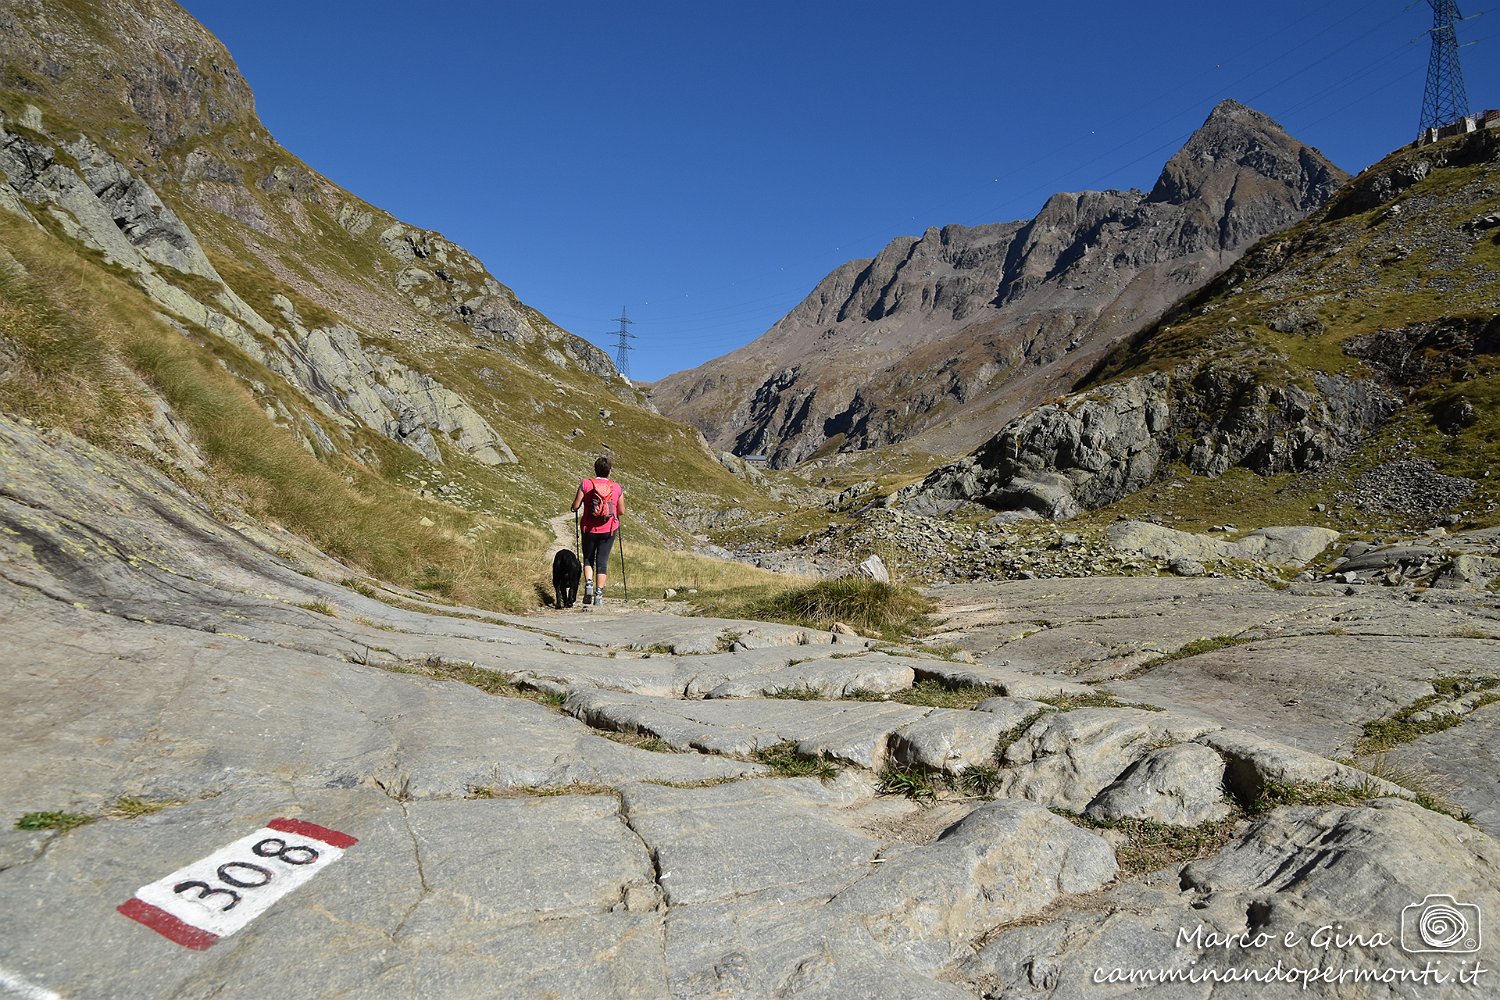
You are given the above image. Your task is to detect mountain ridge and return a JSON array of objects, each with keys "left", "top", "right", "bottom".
[{"left": 652, "top": 100, "right": 1348, "bottom": 468}]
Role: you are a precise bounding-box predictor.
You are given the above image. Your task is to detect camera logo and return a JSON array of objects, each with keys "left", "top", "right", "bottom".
[{"left": 1401, "top": 895, "right": 1482, "bottom": 953}]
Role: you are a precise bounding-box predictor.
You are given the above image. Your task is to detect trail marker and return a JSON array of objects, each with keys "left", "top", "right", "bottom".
[{"left": 118, "top": 818, "right": 356, "bottom": 950}]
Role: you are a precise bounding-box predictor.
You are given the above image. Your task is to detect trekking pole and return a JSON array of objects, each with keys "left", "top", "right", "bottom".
[
  {"left": 618, "top": 524, "right": 627, "bottom": 599},
  {"left": 574, "top": 509, "right": 581, "bottom": 561}
]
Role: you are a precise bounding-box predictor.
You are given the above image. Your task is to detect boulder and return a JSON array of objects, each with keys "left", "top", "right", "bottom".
[
  {"left": 1000, "top": 709, "right": 1220, "bottom": 812},
  {"left": 1084, "top": 742, "right": 1233, "bottom": 826},
  {"left": 857, "top": 554, "right": 891, "bottom": 584},
  {"left": 1433, "top": 554, "right": 1500, "bottom": 591},
  {"left": 888, "top": 711, "right": 1015, "bottom": 775},
  {"left": 1107, "top": 521, "right": 1338, "bottom": 566}
]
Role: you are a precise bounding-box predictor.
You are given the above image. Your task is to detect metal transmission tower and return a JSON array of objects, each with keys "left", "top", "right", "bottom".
[
  {"left": 1418, "top": 0, "right": 1472, "bottom": 135},
  {"left": 608, "top": 307, "right": 637, "bottom": 378}
]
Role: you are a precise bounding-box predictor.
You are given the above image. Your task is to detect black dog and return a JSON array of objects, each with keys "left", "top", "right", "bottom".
[{"left": 552, "top": 548, "right": 582, "bottom": 608}]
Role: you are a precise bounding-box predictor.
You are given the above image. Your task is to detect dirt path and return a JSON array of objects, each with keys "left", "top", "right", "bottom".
[{"left": 548, "top": 510, "right": 577, "bottom": 554}]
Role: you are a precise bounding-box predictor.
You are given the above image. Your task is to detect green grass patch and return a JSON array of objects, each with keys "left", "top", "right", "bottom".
[
  {"left": 599, "top": 730, "right": 679, "bottom": 753},
  {"left": 15, "top": 810, "right": 94, "bottom": 832},
  {"left": 877, "top": 763, "right": 939, "bottom": 803},
  {"left": 693, "top": 577, "right": 935, "bottom": 642},
  {"left": 341, "top": 578, "right": 379, "bottom": 599},
  {"left": 887, "top": 678, "right": 998, "bottom": 709},
  {"left": 751, "top": 741, "right": 839, "bottom": 780},
  {"left": 0, "top": 224, "right": 142, "bottom": 440},
  {"left": 294, "top": 600, "right": 338, "bottom": 617},
  {"left": 1039, "top": 692, "right": 1164, "bottom": 712},
  {"left": 641, "top": 776, "right": 745, "bottom": 789},
  {"left": 469, "top": 782, "right": 616, "bottom": 799},
  {"left": 1354, "top": 676, "right": 1500, "bottom": 754},
  {"left": 955, "top": 764, "right": 1002, "bottom": 797},
  {"left": 392, "top": 657, "right": 565, "bottom": 707},
  {"left": 1247, "top": 780, "right": 1381, "bottom": 814},
  {"left": 109, "top": 796, "right": 182, "bottom": 819},
  {"left": 767, "top": 684, "right": 827, "bottom": 701},
  {"left": 1061, "top": 812, "right": 1241, "bottom": 877}
]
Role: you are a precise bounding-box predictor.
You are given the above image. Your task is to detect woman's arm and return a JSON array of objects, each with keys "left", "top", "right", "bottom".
[{"left": 570, "top": 482, "right": 586, "bottom": 512}]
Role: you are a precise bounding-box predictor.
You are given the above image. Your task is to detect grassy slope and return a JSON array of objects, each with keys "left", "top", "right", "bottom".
[{"left": 0, "top": 1, "right": 789, "bottom": 609}]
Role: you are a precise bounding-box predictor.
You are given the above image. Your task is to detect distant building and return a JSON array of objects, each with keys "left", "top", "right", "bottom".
[{"left": 1417, "top": 108, "right": 1499, "bottom": 146}]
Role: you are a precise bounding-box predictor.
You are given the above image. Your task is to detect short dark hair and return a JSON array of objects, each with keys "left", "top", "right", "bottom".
[{"left": 594, "top": 455, "right": 612, "bottom": 478}]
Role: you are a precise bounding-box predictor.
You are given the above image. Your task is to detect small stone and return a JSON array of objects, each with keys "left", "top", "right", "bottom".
[
  {"left": 663, "top": 589, "right": 678, "bottom": 599},
  {"left": 1169, "top": 557, "right": 1206, "bottom": 577},
  {"left": 857, "top": 554, "right": 890, "bottom": 584}
]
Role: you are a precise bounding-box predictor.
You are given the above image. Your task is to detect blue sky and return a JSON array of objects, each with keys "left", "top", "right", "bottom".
[{"left": 181, "top": 1, "right": 1499, "bottom": 382}]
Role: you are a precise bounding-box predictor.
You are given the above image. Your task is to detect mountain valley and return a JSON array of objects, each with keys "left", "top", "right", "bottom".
[{"left": 1, "top": 3, "right": 1498, "bottom": 998}]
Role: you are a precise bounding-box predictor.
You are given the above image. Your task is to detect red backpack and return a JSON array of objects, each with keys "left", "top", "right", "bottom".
[{"left": 583, "top": 478, "right": 619, "bottom": 530}]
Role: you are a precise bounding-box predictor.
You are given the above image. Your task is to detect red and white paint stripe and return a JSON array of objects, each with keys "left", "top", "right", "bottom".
[{"left": 118, "top": 818, "right": 357, "bottom": 950}]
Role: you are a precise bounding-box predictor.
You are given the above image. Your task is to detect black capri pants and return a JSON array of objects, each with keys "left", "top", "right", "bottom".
[{"left": 582, "top": 531, "right": 616, "bottom": 574}]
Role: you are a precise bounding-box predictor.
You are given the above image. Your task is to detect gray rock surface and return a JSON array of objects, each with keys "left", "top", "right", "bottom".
[
  {"left": 897, "top": 373, "right": 1169, "bottom": 520},
  {"left": 962, "top": 798, "right": 1500, "bottom": 998},
  {"left": 565, "top": 690, "right": 931, "bottom": 766},
  {"left": 888, "top": 711, "right": 1018, "bottom": 775},
  {"left": 1408, "top": 700, "right": 1500, "bottom": 835},
  {"left": 899, "top": 366, "right": 1395, "bottom": 521},
  {"left": 2, "top": 415, "right": 1499, "bottom": 996}
]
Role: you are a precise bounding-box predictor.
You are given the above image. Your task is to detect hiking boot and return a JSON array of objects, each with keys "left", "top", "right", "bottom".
[
  {"left": 594, "top": 589, "right": 603, "bottom": 608},
  {"left": 583, "top": 581, "right": 594, "bottom": 603}
]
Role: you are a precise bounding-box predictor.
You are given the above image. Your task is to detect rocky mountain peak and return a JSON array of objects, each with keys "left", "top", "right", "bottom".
[
  {"left": 1146, "top": 98, "right": 1343, "bottom": 210},
  {"left": 0, "top": 0, "right": 259, "bottom": 151}
]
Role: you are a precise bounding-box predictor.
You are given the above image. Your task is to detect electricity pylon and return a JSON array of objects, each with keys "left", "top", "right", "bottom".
[
  {"left": 1419, "top": 0, "right": 1472, "bottom": 134},
  {"left": 609, "top": 307, "right": 637, "bottom": 378}
]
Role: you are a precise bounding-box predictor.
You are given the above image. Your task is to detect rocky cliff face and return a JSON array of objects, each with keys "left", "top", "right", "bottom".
[
  {"left": 897, "top": 126, "right": 1500, "bottom": 521},
  {"left": 653, "top": 100, "right": 1348, "bottom": 467},
  {"left": 0, "top": 0, "right": 621, "bottom": 434}
]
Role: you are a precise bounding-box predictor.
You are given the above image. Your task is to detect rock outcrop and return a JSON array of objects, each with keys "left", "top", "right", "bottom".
[
  {"left": 896, "top": 364, "right": 1398, "bottom": 520},
  {"left": 0, "top": 111, "right": 519, "bottom": 465},
  {"left": 654, "top": 101, "right": 1348, "bottom": 467}
]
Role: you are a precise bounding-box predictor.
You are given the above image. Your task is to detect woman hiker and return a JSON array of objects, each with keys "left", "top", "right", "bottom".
[{"left": 571, "top": 455, "right": 625, "bottom": 609}]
